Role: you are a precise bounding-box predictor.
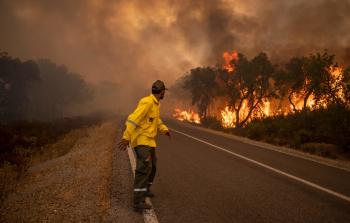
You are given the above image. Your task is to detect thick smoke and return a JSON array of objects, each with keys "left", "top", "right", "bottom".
[{"left": 1, "top": 0, "right": 349, "bottom": 113}]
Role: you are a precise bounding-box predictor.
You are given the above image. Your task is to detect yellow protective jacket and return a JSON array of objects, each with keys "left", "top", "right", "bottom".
[{"left": 122, "top": 94, "right": 169, "bottom": 148}]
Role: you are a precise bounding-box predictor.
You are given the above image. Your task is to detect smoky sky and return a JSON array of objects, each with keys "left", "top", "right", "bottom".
[{"left": 1, "top": 0, "right": 350, "bottom": 88}]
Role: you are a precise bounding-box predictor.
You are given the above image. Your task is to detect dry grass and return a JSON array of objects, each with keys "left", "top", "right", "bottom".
[
  {"left": 0, "top": 162, "right": 23, "bottom": 202},
  {"left": 1, "top": 121, "right": 118, "bottom": 222},
  {"left": 29, "top": 127, "right": 90, "bottom": 166},
  {"left": 300, "top": 143, "right": 340, "bottom": 159},
  {"left": 0, "top": 126, "right": 91, "bottom": 204}
]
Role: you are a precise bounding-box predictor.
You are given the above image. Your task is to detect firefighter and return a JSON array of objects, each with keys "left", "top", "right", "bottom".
[{"left": 118, "top": 80, "right": 171, "bottom": 211}]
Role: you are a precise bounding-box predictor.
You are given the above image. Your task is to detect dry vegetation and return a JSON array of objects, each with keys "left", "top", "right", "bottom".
[
  {"left": 0, "top": 121, "right": 118, "bottom": 222},
  {"left": 201, "top": 105, "right": 350, "bottom": 160},
  {"left": 0, "top": 116, "right": 105, "bottom": 203}
]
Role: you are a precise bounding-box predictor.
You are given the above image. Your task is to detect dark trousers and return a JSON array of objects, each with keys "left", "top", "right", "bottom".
[{"left": 133, "top": 145, "right": 157, "bottom": 204}]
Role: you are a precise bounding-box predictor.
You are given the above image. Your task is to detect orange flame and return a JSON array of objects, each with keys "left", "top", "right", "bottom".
[
  {"left": 329, "top": 66, "right": 345, "bottom": 103},
  {"left": 289, "top": 92, "right": 316, "bottom": 111},
  {"left": 221, "top": 106, "right": 235, "bottom": 128},
  {"left": 222, "top": 50, "right": 238, "bottom": 72},
  {"left": 220, "top": 99, "right": 271, "bottom": 128},
  {"left": 262, "top": 99, "right": 270, "bottom": 116},
  {"left": 173, "top": 108, "right": 201, "bottom": 124},
  {"left": 330, "top": 66, "right": 342, "bottom": 77}
]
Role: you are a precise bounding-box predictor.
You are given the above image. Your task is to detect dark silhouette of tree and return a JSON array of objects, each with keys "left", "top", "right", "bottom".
[
  {"left": 1, "top": 52, "right": 95, "bottom": 121},
  {"left": 0, "top": 51, "right": 40, "bottom": 121},
  {"left": 182, "top": 67, "right": 218, "bottom": 118},
  {"left": 305, "top": 51, "right": 335, "bottom": 108},
  {"left": 29, "top": 59, "right": 92, "bottom": 120}
]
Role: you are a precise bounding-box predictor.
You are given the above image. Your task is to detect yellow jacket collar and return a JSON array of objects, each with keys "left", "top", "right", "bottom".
[{"left": 150, "top": 94, "right": 159, "bottom": 104}]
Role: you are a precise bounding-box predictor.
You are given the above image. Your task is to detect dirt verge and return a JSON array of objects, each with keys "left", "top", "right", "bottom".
[{"left": 1, "top": 121, "right": 117, "bottom": 222}]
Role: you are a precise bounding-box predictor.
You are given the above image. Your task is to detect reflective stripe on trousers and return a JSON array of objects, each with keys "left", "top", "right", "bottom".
[{"left": 134, "top": 188, "right": 147, "bottom": 192}]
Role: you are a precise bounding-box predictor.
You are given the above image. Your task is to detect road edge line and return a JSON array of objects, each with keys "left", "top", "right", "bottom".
[
  {"left": 172, "top": 128, "right": 350, "bottom": 204},
  {"left": 127, "top": 146, "right": 160, "bottom": 223},
  {"left": 178, "top": 122, "right": 350, "bottom": 172}
]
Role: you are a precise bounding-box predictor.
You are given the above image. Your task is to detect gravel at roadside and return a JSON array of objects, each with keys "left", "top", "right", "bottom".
[{"left": 1, "top": 121, "right": 143, "bottom": 222}]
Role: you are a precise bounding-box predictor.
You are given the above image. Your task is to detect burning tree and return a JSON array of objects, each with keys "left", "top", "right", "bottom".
[
  {"left": 277, "top": 56, "right": 308, "bottom": 112},
  {"left": 220, "top": 52, "right": 276, "bottom": 128},
  {"left": 277, "top": 51, "right": 350, "bottom": 112}
]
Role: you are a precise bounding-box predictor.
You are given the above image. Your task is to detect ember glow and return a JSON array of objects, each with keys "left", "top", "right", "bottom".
[{"left": 173, "top": 108, "right": 201, "bottom": 124}]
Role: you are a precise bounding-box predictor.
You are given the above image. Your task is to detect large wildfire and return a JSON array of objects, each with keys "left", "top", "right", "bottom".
[{"left": 173, "top": 50, "right": 346, "bottom": 128}]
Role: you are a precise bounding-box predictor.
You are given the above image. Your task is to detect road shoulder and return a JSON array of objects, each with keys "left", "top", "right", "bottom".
[{"left": 107, "top": 134, "right": 144, "bottom": 222}]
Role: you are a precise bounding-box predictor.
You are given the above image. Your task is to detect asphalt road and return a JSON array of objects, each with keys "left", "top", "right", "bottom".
[{"left": 151, "top": 120, "right": 350, "bottom": 223}]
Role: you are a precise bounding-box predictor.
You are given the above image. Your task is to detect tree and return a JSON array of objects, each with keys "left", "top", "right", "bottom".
[
  {"left": 224, "top": 52, "right": 276, "bottom": 128},
  {"left": 305, "top": 51, "right": 335, "bottom": 108},
  {"left": 182, "top": 67, "right": 218, "bottom": 118},
  {"left": 280, "top": 51, "right": 348, "bottom": 111},
  {"left": 28, "top": 59, "right": 92, "bottom": 120},
  {"left": 277, "top": 56, "right": 308, "bottom": 112},
  {"left": 0, "top": 51, "right": 40, "bottom": 121}
]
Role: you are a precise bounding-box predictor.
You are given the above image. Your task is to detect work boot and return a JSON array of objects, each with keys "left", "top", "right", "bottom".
[
  {"left": 145, "top": 191, "right": 155, "bottom": 197},
  {"left": 133, "top": 202, "right": 152, "bottom": 211}
]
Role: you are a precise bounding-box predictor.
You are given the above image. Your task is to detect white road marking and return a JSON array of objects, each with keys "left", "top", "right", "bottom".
[
  {"left": 127, "top": 146, "right": 160, "bottom": 223},
  {"left": 171, "top": 128, "right": 350, "bottom": 203},
  {"left": 181, "top": 123, "right": 350, "bottom": 172}
]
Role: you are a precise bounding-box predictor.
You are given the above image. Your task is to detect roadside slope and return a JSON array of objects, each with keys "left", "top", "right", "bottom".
[{"left": 1, "top": 121, "right": 123, "bottom": 222}]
